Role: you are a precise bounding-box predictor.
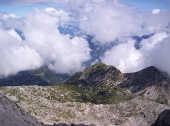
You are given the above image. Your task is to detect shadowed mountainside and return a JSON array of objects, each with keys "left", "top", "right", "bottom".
[{"left": 0, "top": 66, "right": 69, "bottom": 86}]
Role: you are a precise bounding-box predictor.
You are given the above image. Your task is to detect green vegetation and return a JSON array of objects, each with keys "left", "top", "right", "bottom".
[
  {"left": 84, "top": 62, "right": 107, "bottom": 73},
  {"left": 58, "top": 83, "right": 132, "bottom": 104},
  {"left": 139, "top": 90, "right": 146, "bottom": 97},
  {"left": 155, "top": 98, "right": 168, "bottom": 105},
  {"left": 30, "top": 66, "right": 63, "bottom": 85}
]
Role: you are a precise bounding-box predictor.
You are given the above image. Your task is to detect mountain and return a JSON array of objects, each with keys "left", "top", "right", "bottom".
[
  {"left": 65, "top": 63, "right": 122, "bottom": 86},
  {"left": 0, "top": 66, "right": 69, "bottom": 86},
  {"left": 65, "top": 63, "right": 131, "bottom": 104},
  {"left": 0, "top": 92, "right": 43, "bottom": 126},
  {"left": 121, "top": 66, "right": 170, "bottom": 105},
  {"left": 65, "top": 63, "right": 170, "bottom": 105},
  {"left": 0, "top": 63, "right": 170, "bottom": 125}
]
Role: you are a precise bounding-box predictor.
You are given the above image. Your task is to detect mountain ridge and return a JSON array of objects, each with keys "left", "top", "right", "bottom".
[
  {"left": 1, "top": 63, "right": 170, "bottom": 125},
  {"left": 65, "top": 63, "right": 170, "bottom": 105}
]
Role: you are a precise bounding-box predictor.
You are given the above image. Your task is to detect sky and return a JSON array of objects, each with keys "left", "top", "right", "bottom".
[
  {"left": 0, "top": 0, "right": 170, "bottom": 77},
  {"left": 0, "top": 0, "right": 170, "bottom": 16}
]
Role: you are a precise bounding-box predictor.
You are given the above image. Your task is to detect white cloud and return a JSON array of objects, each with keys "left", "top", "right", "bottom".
[
  {"left": 152, "top": 9, "right": 160, "bottom": 14},
  {"left": 102, "top": 39, "right": 143, "bottom": 73},
  {"left": 2, "top": 14, "right": 20, "bottom": 19},
  {"left": 66, "top": 0, "right": 146, "bottom": 43},
  {"left": 0, "top": 7, "right": 91, "bottom": 76},
  {"left": 140, "top": 32, "right": 170, "bottom": 75},
  {"left": 0, "top": 0, "right": 170, "bottom": 77},
  {"left": 21, "top": 8, "right": 91, "bottom": 74},
  {"left": 142, "top": 9, "right": 170, "bottom": 33},
  {"left": 6, "top": 29, "right": 22, "bottom": 41},
  {"left": 0, "top": 28, "right": 43, "bottom": 77},
  {"left": 102, "top": 32, "right": 170, "bottom": 75}
]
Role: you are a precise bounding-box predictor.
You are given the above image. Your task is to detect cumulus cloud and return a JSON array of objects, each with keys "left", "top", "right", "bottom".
[
  {"left": 102, "top": 32, "right": 170, "bottom": 75},
  {"left": 152, "top": 9, "right": 160, "bottom": 14},
  {"left": 20, "top": 9, "right": 91, "bottom": 74},
  {"left": 0, "top": 28, "right": 43, "bottom": 77},
  {"left": 67, "top": 0, "right": 144, "bottom": 43},
  {"left": 0, "top": 7, "right": 91, "bottom": 76},
  {"left": 140, "top": 32, "right": 170, "bottom": 75},
  {"left": 102, "top": 39, "right": 143, "bottom": 73},
  {"left": 0, "top": 0, "right": 170, "bottom": 77}
]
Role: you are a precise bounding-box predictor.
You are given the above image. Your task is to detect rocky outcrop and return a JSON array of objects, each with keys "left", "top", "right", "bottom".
[
  {"left": 152, "top": 109, "right": 170, "bottom": 126},
  {"left": 0, "top": 92, "right": 43, "bottom": 126}
]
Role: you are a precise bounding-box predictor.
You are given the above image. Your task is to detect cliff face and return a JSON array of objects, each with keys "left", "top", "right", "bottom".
[{"left": 0, "top": 92, "right": 43, "bottom": 126}]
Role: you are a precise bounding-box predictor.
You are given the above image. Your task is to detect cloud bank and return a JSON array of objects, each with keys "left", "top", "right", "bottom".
[
  {"left": 0, "top": 8, "right": 91, "bottom": 77},
  {"left": 0, "top": 0, "right": 170, "bottom": 77}
]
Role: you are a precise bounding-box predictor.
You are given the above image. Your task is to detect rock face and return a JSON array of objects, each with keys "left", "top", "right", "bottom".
[
  {"left": 0, "top": 92, "right": 43, "bottom": 126},
  {"left": 121, "top": 66, "right": 170, "bottom": 93},
  {"left": 152, "top": 109, "right": 170, "bottom": 126},
  {"left": 121, "top": 66, "right": 170, "bottom": 105}
]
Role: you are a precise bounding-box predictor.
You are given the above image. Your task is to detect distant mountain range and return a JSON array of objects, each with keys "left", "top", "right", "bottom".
[{"left": 0, "top": 66, "right": 69, "bottom": 86}]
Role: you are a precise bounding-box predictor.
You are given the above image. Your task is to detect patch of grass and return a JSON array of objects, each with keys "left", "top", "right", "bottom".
[
  {"left": 35, "top": 73, "right": 45, "bottom": 77},
  {"left": 155, "top": 98, "right": 168, "bottom": 105}
]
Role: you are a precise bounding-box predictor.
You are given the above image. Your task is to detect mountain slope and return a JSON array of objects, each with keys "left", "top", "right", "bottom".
[
  {"left": 0, "top": 86, "right": 170, "bottom": 126},
  {"left": 65, "top": 63, "right": 123, "bottom": 86},
  {"left": 66, "top": 63, "right": 170, "bottom": 105},
  {"left": 120, "top": 66, "right": 170, "bottom": 104},
  {"left": 0, "top": 66, "right": 68, "bottom": 86},
  {"left": 1, "top": 63, "right": 170, "bottom": 125},
  {"left": 65, "top": 63, "right": 131, "bottom": 104}
]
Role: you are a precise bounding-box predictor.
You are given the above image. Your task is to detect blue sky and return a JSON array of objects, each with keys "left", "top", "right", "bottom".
[
  {"left": 0, "top": 0, "right": 170, "bottom": 17},
  {"left": 120, "top": 0, "right": 170, "bottom": 11}
]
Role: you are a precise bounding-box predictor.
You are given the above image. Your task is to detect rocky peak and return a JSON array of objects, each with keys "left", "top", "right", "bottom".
[
  {"left": 120, "top": 66, "right": 170, "bottom": 93},
  {"left": 65, "top": 63, "right": 122, "bottom": 85}
]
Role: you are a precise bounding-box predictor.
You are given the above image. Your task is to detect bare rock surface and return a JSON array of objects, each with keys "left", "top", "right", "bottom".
[
  {"left": 1, "top": 86, "right": 170, "bottom": 126},
  {"left": 0, "top": 92, "right": 43, "bottom": 126}
]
